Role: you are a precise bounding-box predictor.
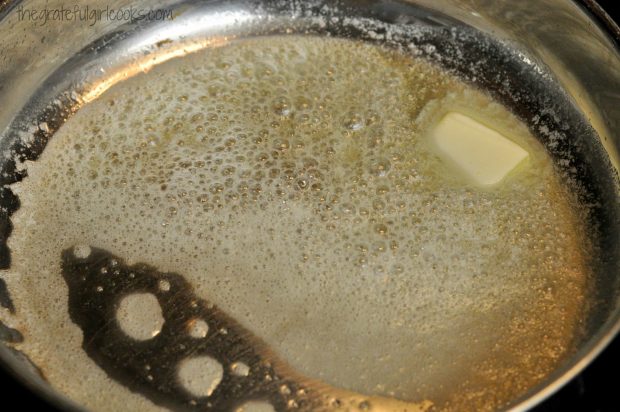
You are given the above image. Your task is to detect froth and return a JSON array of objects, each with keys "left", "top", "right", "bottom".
[{"left": 1, "top": 36, "right": 592, "bottom": 411}]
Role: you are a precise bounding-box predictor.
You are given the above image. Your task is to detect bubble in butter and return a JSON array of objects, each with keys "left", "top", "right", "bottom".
[{"left": 431, "top": 111, "right": 530, "bottom": 186}]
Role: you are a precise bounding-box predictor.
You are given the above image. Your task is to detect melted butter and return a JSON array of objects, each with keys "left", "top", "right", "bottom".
[{"left": 1, "top": 36, "right": 592, "bottom": 411}]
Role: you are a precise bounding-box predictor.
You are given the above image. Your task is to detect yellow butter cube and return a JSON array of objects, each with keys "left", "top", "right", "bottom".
[{"left": 431, "top": 112, "right": 529, "bottom": 186}]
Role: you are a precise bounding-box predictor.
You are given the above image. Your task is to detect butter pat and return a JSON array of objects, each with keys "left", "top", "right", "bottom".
[{"left": 430, "top": 112, "right": 529, "bottom": 186}]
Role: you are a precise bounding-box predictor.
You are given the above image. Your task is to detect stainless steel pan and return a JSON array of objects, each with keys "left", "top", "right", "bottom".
[{"left": 0, "top": 1, "right": 618, "bottom": 411}]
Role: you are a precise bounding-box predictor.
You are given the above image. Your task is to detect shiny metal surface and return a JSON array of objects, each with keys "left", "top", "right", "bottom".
[{"left": 0, "top": 1, "right": 618, "bottom": 411}]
